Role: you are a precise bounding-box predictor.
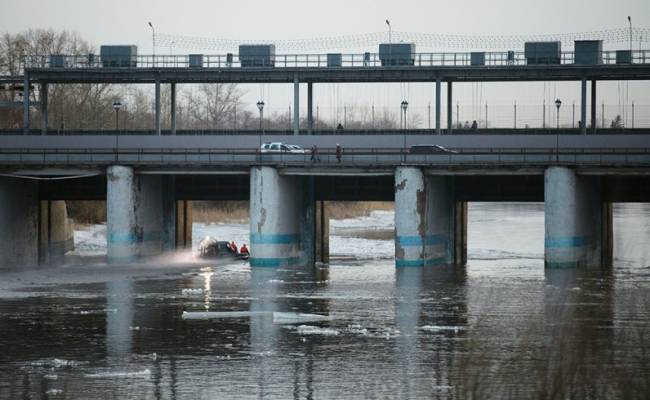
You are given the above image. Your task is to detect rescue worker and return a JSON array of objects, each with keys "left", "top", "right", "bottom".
[
  {"left": 240, "top": 243, "right": 249, "bottom": 255},
  {"left": 230, "top": 241, "right": 238, "bottom": 253}
]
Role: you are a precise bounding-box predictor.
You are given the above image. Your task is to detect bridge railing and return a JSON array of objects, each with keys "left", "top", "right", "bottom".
[
  {"left": 1, "top": 147, "right": 649, "bottom": 167},
  {"left": 22, "top": 50, "right": 650, "bottom": 69},
  {"left": 3, "top": 128, "right": 650, "bottom": 136}
]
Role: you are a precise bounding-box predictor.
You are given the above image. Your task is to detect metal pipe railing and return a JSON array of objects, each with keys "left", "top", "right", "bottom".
[{"left": 21, "top": 49, "right": 650, "bottom": 69}]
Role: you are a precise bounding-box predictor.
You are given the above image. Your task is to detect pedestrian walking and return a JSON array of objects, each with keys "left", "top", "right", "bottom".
[{"left": 335, "top": 144, "right": 343, "bottom": 163}]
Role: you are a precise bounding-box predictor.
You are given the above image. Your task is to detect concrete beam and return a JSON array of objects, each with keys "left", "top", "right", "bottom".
[
  {"left": 307, "top": 82, "right": 313, "bottom": 134},
  {"left": 544, "top": 166, "right": 609, "bottom": 268},
  {"left": 447, "top": 81, "right": 453, "bottom": 134},
  {"left": 581, "top": 78, "right": 587, "bottom": 134},
  {"left": 591, "top": 80, "right": 597, "bottom": 132},
  {"left": 293, "top": 75, "right": 299, "bottom": 135},
  {"left": 175, "top": 200, "right": 193, "bottom": 249},
  {"left": 170, "top": 82, "right": 176, "bottom": 135},
  {"left": 41, "top": 83, "right": 48, "bottom": 135},
  {"left": 0, "top": 177, "right": 39, "bottom": 267},
  {"left": 435, "top": 79, "right": 441, "bottom": 134},
  {"left": 23, "top": 73, "right": 30, "bottom": 133},
  {"left": 394, "top": 167, "right": 456, "bottom": 267},
  {"left": 155, "top": 79, "right": 161, "bottom": 135}
]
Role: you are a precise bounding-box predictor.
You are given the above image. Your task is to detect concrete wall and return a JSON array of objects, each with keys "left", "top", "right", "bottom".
[
  {"left": 3, "top": 134, "right": 650, "bottom": 151},
  {"left": 0, "top": 177, "right": 39, "bottom": 267},
  {"left": 394, "top": 168, "right": 456, "bottom": 267},
  {"left": 544, "top": 166, "right": 610, "bottom": 268}
]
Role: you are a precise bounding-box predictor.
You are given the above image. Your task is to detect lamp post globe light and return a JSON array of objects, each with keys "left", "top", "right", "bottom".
[
  {"left": 401, "top": 100, "right": 409, "bottom": 129},
  {"left": 554, "top": 98, "right": 562, "bottom": 129},
  {"left": 257, "top": 100, "right": 265, "bottom": 154},
  {"left": 148, "top": 21, "right": 156, "bottom": 59}
]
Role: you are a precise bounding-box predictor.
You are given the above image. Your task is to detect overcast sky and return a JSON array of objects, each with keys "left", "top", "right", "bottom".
[{"left": 1, "top": 0, "right": 649, "bottom": 127}]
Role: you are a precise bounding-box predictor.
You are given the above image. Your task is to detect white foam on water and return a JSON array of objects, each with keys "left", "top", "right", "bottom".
[
  {"left": 45, "top": 389, "right": 63, "bottom": 395},
  {"left": 84, "top": 369, "right": 151, "bottom": 379}
]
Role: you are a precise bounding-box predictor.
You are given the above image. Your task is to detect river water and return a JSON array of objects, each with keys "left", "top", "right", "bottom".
[{"left": 0, "top": 203, "right": 649, "bottom": 399}]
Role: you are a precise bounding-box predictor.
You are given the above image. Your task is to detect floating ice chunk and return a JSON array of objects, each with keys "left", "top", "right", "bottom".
[
  {"left": 420, "top": 325, "right": 465, "bottom": 333},
  {"left": 182, "top": 311, "right": 270, "bottom": 320},
  {"left": 84, "top": 369, "right": 151, "bottom": 379},
  {"left": 129, "top": 326, "right": 140, "bottom": 331},
  {"left": 31, "top": 359, "right": 78, "bottom": 368},
  {"left": 181, "top": 288, "right": 204, "bottom": 295},
  {"left": 272, "top": 312, "right": 331, "bottom": 324},
  {"left": 46, "top": 389, "right": 63, "bottom": 395},
  {"left": 44, "top": 374, "right": 58, "bottom": 380},
  {"left": 296, "top": 325, "right": 340, "bottom": 336}
]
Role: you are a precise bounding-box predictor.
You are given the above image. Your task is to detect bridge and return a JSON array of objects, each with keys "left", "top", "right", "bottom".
[{"left": 1, "top": 49, "right": 650, "bottom": 271}]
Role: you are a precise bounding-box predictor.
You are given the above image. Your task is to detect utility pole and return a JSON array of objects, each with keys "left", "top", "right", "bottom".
[{"left": 514, "top": 101, "right": 517, "bottom": 129}]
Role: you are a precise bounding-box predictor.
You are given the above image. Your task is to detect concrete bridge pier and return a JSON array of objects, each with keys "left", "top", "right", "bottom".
[
  {"left": 394, "top": 167, "right": 464, "bottom": 267},
  {"left": 106, "top": 166, "right": 172, "bottom": 262},
  {"left": 0, "top": 177, "right": 39, "bottom": 267},
  {"left": 544, "top": 166, "right": 613, "bottom": 268},
  {"left": 39, "top": 200, "right": 75, "bottom": 264},
  {"left": 249, "top": 167, "right": 328, "bottom": 268}
]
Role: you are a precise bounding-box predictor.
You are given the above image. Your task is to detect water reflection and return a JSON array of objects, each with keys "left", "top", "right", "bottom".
[{"left": 106, "top": 279, "right": 134, "bottom": 361}]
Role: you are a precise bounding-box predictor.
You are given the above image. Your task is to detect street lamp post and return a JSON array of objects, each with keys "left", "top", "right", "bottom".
[
  {"left": 148, "top": 21, "right": 156, "bottom": 60},
  {"left": 113, "top": 101, "right": 122, "bottom": 160},
  {"left": 257, "top": 100, "right": 265, "bottom": 157},
  {"left": 113, "top": 101, "right": 122, "bottom": 130},
  {"left": 555, "top": 99, "right": 562, "bottom": 163},
  {"left": 628, "top": 16, "right": 633, "bottom": 54},
  {"left": 386, "top": 20, "right": 392, "bottom": 65},
  {"left": 401, "top": 100, "right": 408, "bottom": 161}
]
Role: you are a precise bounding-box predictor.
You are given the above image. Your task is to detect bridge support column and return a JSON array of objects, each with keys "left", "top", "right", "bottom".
[
  {"left": 175, "top": 200, "right": 192, "bottom": 249},
  {"left": 23, "top": 73, "right": 30, "bottom": 134},
  {"left": 435, "top": 79, "right": 441, "bottom": 134},
  {"left": 307, "top": 82, "right": 313, "bottom": 134},
  {"left": 394, "top": 168, "right": 457, "bottom": 267},
  {"left": 454, "top": 201, "right": 468, "bottom": 266},
  {"left": 447, "top": 81, "right": 453, "bottom": 134},
  {"left": 41, "top": 83, "right": 48, "bottom": 135},
  {"left": 0, "top": 177, "right": 38, "bottom": 267},
  {"left": 315, "top": 200, "right": 330, "bottom": 264},
  {"left": 293, "top": 75, "right": 300, "bottom": 135},
  {"left": 591, "top": 80, "right": 597, "bottom": 132},
  {"left": 250, "top": 166, "right": 317, "bottom": 267},
  {"left": 544, "top": 166, "right": 611, "bottom": 268},
  {"left": 170, "top": 83, "right": 176, "bottom": 135},
  {"left": 107, "top": 166, "right": 167, "bottom": 262},
  {"left": 39, "top": 200, "right": 74, "bottom": 264},
  {"left": 580, "top": 78, "right": 587, "bottom": 134},
  {"left": 155, "top": 79, "right": 161, "bottom": 135}
]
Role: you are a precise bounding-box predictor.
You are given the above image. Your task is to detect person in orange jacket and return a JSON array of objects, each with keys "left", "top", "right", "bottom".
[{"left": 240, "top": 243, "right": 249, "bottom": 255}]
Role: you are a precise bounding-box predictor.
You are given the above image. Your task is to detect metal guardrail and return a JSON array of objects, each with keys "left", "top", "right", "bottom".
[
  {"left": 22, "top": 50, "right": 650, "bottom": 69},
  {"left": 1, "top": 147, "right": 649, "bottom": 166},
  {"left": 2, "top": 128, "right": 650, "bottom": 136}
]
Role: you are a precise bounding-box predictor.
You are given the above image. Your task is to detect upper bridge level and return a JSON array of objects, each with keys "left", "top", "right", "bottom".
[{"left": 19, "top": 49, "right": 650, "bottom": 83}]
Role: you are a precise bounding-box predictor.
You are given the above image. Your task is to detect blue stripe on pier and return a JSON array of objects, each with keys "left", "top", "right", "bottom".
[
  {"left": 545, "top": 236, "right": 591, "bottom": 248},
  {"left": 250, "top": 257, "right": 302, "bottom": 268},
  {"left": 250, "top": 233, "right": 301, "bottom": 244},
  {"left": 397, "top": 235, "right": 448, "bottom": 247},
  {"left": 395, "top": 257, "right": 448, "bottom": 268}
]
